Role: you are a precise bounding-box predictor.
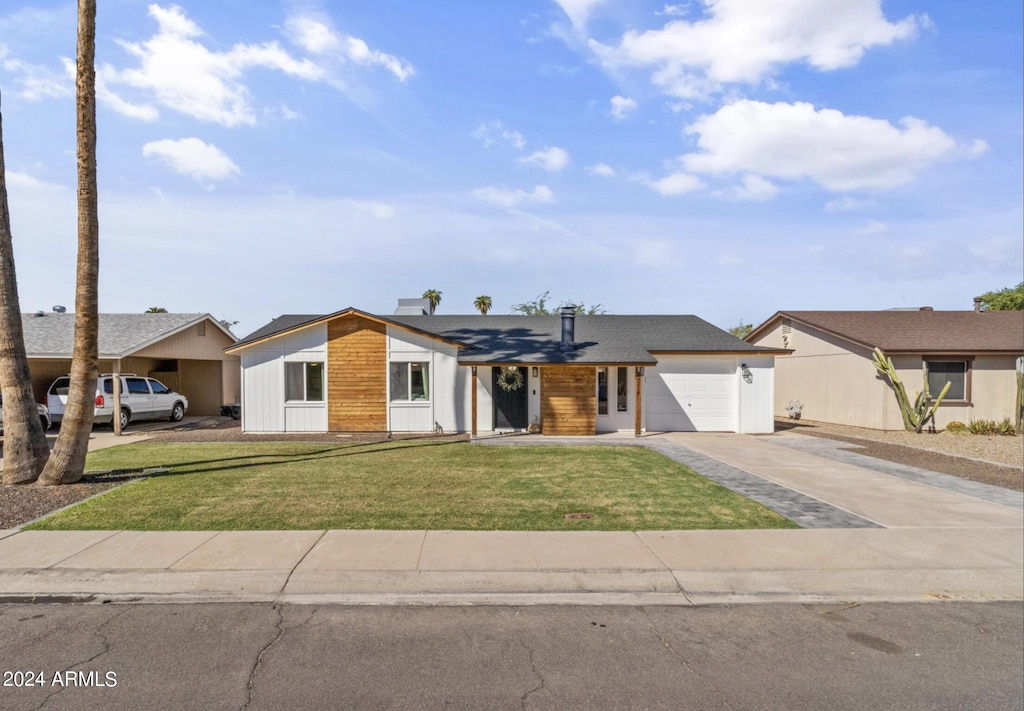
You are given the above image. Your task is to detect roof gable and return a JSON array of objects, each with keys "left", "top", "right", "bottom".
[{"left": 749, "top": 310, "right": 1024, "bottom": 353}]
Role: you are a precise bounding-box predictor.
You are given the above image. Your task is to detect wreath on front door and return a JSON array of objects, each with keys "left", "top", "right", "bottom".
[{"left": 496, "top": 366, "right": 524, "bottom": 392}]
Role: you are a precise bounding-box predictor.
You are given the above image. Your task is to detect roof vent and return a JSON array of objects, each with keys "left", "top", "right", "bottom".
[
  {"left": 919, "top": 306, "right": 934, "bottom": 311},
  {"left": 34, "top": 310, "right": 45, "bottom": 317}
]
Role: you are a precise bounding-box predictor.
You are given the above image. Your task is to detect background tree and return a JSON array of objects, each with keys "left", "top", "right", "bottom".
[
  {"left": 38, "top": 0, "right": 99, "bottom": 486},
  {"left": 728, "top": 321, "right": 753, "bottom": 339},
  {"left": 978, "top": 282, "right": 1024, "bottom": 311},
  {"left": 422, "top": 289, "right": 442, "bottom": 315},
  {"left": 473, "top": 295, "right": 492, "bottom": 315},
  {"left": 510, "top": 291, "right": 608, "bottom": 315},
  {"left": 0, "top": 92, "right": 51, "bottom": 484},
  {"left": 145, "top": 306, "right": 167, "bottom": 313}
]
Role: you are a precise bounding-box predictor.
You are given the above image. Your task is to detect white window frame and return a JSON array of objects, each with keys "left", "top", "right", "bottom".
[
  {"left": 285, "top": 362, "right": 325, "bottom": 403},
  {"left": 389, "top": 361, "right": 430, "bottom": 402}
]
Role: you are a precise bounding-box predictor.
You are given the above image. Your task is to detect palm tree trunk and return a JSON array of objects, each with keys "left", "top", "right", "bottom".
[
  {"left": 0, "top": 94, "right": 51, "bottom": 485},
  {"left": 37, "top": 0, "right": 98, "bottom": 486}
]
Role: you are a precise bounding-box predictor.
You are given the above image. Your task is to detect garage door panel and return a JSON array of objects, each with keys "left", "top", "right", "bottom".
[{"left": 646, "top": 357, "right": 736, "bottom": 432}]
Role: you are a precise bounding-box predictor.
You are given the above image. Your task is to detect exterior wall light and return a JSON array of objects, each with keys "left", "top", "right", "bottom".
[
  {"left": 741, "top": 364, "right": 753, "bottom": 383},
  {"left": 531, "top": 367, "right": 539, "bottom": 377}
]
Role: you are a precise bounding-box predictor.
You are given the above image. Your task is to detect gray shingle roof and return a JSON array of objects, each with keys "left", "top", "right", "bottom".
[
  {"left": 232, "top": 311, "right": 784, "bottom": 364},
  {"left": 21, "top": 313, "right": 216, "bottom": 358}
]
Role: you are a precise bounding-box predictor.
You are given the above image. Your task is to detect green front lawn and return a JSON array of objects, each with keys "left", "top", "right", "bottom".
[{"left": 27, "top": 440, "right": 798, "bottom": 531}]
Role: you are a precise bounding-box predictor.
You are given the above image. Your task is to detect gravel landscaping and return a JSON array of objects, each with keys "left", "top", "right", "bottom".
[{"left": 2, "top": 417, "right": 1021, "bottom": 529}]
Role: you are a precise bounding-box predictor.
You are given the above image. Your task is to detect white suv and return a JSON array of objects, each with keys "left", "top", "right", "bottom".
[{"left": 47, "top": 374, "right": 188, "bottom": 430}]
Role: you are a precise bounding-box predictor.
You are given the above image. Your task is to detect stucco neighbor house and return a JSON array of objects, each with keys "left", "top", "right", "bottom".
[
  {"left": 225, "top": 302, "right": 785, "bottom": 436},
  {"left": 746, "top": 308, "right": 1024, "bottom": 430},
  {"left": 21, "top": 312, "right": 241, "bottom": 417}
]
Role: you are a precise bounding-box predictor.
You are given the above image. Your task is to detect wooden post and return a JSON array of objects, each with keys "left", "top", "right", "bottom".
[
  {"left": 471, "top": 366, "right": 478, "bottom": 438},
  {"left": 634, "top": 367, "right": 643, "bottom": 437},
  {"left": 112, "top": 360, "right": 123, "bottom": 436}
]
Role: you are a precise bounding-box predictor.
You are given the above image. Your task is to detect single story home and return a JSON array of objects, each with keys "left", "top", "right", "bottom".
[
  {"left": 746, "top": 307, "right": 1024, "bottom": 430},
  {"left": 21, "top": 311, "right": 240, "bottom": 416},
  {"left": 225, "top": 302, "right": 785, "bottom": 436}
]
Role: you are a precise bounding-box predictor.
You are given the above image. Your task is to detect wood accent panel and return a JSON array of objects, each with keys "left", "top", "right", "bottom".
[
  {"left": 541, "top": 366, "right": 596, "bottom": 436},
  {"left": 327, "top": 315, "right": 386, "bottom": 431}
]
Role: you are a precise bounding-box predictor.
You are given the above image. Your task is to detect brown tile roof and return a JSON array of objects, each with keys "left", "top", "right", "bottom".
[{"left": 759, "top": 310, "right": 1024, "bottom": 353}]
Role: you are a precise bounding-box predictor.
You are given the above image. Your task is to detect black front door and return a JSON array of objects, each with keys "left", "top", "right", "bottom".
[{"left": 493, "top": 367, "right": 528, "bottom": 429}]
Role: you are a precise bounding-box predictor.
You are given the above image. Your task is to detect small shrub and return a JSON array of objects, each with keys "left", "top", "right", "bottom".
[
  {"left": 997, "top": 418, "right": 1018, "bottom": 436},
  {"left": 968, "top": 419, "right": 998, "bottom": 435},
  {"left": 966, "top": 418, "right": 1020, "bottom": 436},
  {"left": 944, "top": 421, "right": 968, "bottom": 433}
]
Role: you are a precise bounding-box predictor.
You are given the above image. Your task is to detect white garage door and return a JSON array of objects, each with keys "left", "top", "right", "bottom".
[{"left": 646, "top": 357, "right": 736, "bottom": 432}]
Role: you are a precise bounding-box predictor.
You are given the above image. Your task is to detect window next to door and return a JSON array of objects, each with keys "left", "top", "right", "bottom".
[
  {"left": 597, "top": 368, "right": 608, "bottom": 415},
  {"left": 616, "top": 367, "right": 628, "bottom": 412},
  {"left": 285, "top": 362, "right": 324, "bottom": 402},
  {"left": 926, "top": 360, "right": 969, "bottom": 402}
]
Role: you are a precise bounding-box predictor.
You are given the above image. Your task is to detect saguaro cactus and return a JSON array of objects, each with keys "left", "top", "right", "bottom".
[{"left": 871, "top": 348, "right": 951, "bottom": 433}]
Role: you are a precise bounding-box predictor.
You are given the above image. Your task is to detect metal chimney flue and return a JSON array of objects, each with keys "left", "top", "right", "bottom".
[
  {"left": 560, "top": 306, "right": 576, "bottom": 352},
  {"left": 973, "top": 297, "right": 982, "bottom": 312}
]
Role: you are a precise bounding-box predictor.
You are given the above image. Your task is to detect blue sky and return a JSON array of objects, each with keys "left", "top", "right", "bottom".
[{"left": 1, "top": 0, "right": 1021, "bottom": 337}]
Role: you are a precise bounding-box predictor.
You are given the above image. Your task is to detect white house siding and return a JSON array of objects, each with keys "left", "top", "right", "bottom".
[
  {"left": 241, "top": 324, "right": 327, "bottom": 433},
  {"left": 736, "top": 355, "right": 775, "bottom": 434},
  {"left": 596, "top": 366, "right": 636, "bottom": 433},
  {"left": 386, "top": 328, "right": 469, "bottom": 433},
  {"left": 476, "top": 366, "right": 495, "bottom": 433}
]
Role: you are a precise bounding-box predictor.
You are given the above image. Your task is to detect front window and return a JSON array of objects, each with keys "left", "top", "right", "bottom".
[
  {"left": 617, "top": 367, "right": 628, "bottom": 412},
  {"left": 285, "top": 362, "right": 324, "bottom": 402},
  {"left": 597, "top": 367, "right": 608, "bottom": 415},
  {"left": 390, "top": 362, "right": 430, "bottom": 402},
  {"left": 926, "top": 361, "right": 967, "bottom": 401}
]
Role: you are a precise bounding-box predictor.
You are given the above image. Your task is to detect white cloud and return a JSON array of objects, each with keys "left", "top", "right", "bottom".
[
  {"left": 656, "top": 3, "right": 692, "bottom": 17},
  {"left": 966, "top": 139, "right": 989, "bottom": 157},
  {"left": 4, "top": 171, "right": 64, "bottom": 190},
  {"left": 825, "top": 196, "right": 876, "bottom": 212},
  {"left": 719, "top": 252, "right": 744, "bottom": 267},
  {"left": 517, "top": 146, "right": 570, "bottom": 171},
  {"left": 142, "top": 138, "right": 240, "bottom": 182},
  {"left": 1, "top": 49, "right": 72, "bottom": 100},
  {"left": 588, "top": 0, "right": 924, "bottom": 100},
  {"left": 856, "top": 219, "right": 889, "bottom": 234},
  {"left": 96, "top": 4, "right": 324, "bottom": 126},
  {"left": 681, "top": 100, "right": 959, "bottom": 191},
  {"left": 471, "top": 120, "right": 526, "bottom": 149},
  {"left": 472, "top": 185, "right": 555, "bottom": 208},
  {"left": 553, "top": 0, "right": 609, "bottom": 30},
  {"left": 728, "top": 174, "right": 780, "bottom": 201},
  {"left": 587, "top": 163, "right": 616, "bottom": 177},
  {"left": 647, "top": 172, "right": 705, "bottom": 196},
  {"left": 285, "top": 14, "right": 414, "bottom": 81},
  {"left": 610, "top": 95, "right": 637, "bottom": 120},
  {"left": 340, "top": 199, "right": 395, "bottom": 219}
]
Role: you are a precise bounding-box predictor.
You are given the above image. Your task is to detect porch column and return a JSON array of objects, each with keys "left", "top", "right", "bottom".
[
  {"left": 634, "top": 367, "right": 643, "bottom": 437},
  {"left": 471, "top": 366, "right": 478, "bottom": 438}
]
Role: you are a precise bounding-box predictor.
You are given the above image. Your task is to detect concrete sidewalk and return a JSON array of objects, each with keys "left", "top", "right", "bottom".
[{"left": 0, "top": 432, "right": 1020, "bottom": 606}]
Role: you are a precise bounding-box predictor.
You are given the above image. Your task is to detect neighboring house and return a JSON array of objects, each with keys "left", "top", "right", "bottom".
[
  {"left": 225, "top": 304, "right": 785, "bottom": 436},
  {"left": 746, "top": 308, "right": 1024, "bottom": 430},
  {"left": 21, "top": 312, "right": 240, "bottom": 417}
]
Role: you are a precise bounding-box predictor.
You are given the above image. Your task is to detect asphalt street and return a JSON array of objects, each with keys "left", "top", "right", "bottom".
[{"left": 1, "top": 601, "right": 1021, "bottom": 710}]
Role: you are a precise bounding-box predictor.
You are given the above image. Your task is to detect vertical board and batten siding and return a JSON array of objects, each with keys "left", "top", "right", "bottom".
[
  {"left": 736, "top": 355, "right": 775, "bottom": 434},
  {"left": 596, "top": 366, "right": 635, "bottom": 433},
  {"left": 541, "top": 366, "right": 596, "bottom": 435},
  {"left": 475, "top": 367, "right": 495, "bottom": 434},
  {"left": 327, "top": 316, "right": 386, "bottom": 431},
  {"left": 386, "top": 327, "right": 469, "bottom": 432},
  {"left": 240, "top": 323, "right": 327, "bottom": 432}
]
